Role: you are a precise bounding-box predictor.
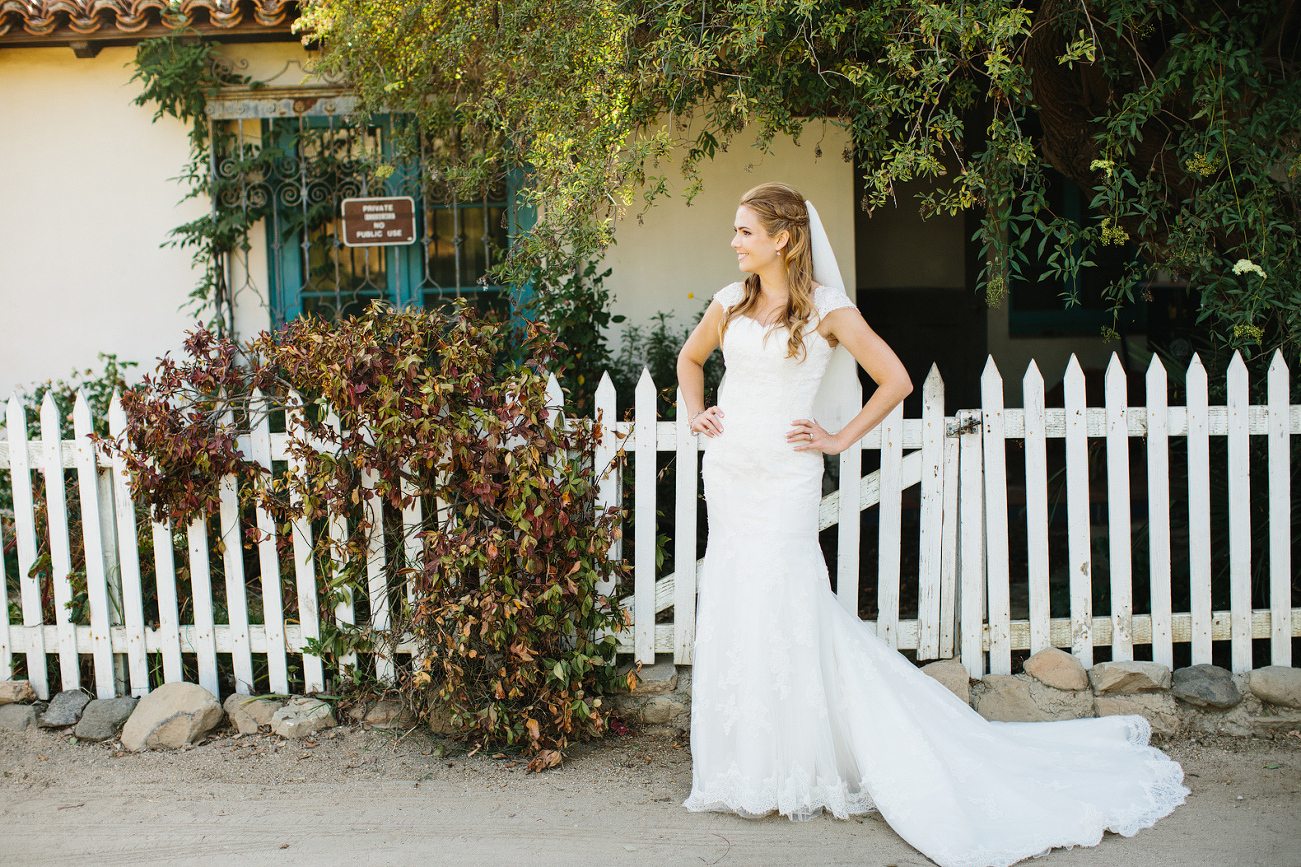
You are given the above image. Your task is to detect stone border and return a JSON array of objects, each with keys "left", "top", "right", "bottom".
[{"left": 609, "top": 654, "right": 1301, "bottom": 740}]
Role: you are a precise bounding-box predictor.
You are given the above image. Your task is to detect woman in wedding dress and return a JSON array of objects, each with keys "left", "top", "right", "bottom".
[{"left": 675, "top": 182, "right": 1187, "bottom": 867}]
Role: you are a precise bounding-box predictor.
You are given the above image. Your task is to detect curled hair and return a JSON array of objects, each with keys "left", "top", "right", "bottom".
[{"left": 719, "top": 182, "right": 817, "bottom": 359}]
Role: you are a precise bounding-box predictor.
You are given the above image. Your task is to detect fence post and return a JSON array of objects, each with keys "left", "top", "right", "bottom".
[
  {"left": 1267, "top": 351, "right": 1292, "bottom": 666},
  {"left": 72, "top": 392, "right": 115, "bottom": 698},
  {"left": 1105, "top": 354, "right": 1134, "bottom": 661},
  {"left": 8, "top": 396, "right": 47, "bottom": 698},
  {"left": 917, "top": 365, "right": 945, "bottom": 659},
  {"left": 837, "top": 375, "right": 864, "bottom": 616},
  {"left": 40, "top": 395, "right": 80, "bottom": 692},
  {"left": 956, "top": 408, "right": 985, "bottom": 678},
  {"left": 593, "top": 372, "right": 621, "bottom": 596},
  {"left": 1146, "top": 356, "right": 1173, "bottom": 668},
  {"left": 939, "top": 432, "right": 960, "bottom": 660},
  {"left": 1226, "top": 352, "right": 1252, "bottom": 673},
  {"left": 151, "top": 519, "right": 184, "bottom": 684},
  {"left": 1064, "top": 356, "right": 1093, "bottom": 666},
  {"left": 1019, "top": 362, "right": 1050, "bottom": 655},
  {"left": 109, "top": 395, "right": 149, "bottom": 695},
  {"left": 217, "top": 399, "right": 254, "bottom": 694},
  {"left": 980, "top": 359, "right": 1010, "bottom": 674},
  {"left": 634, "top": 369, "right": 657, "bottom": 663},
  {"left": 673, "top": 389, "right": 698, "bottom": 664},
  {"left": 1186, "top": 355, "right": 1213, "bottom": 664},
  {"left": 287, "top": 390, "right": 325, "bottom": 694},
  {"left": 186, "top": 515, "right": 219, "bottom": 696},
  {"left": 250, "top": 389, "right": 289, "bottom": 693}
]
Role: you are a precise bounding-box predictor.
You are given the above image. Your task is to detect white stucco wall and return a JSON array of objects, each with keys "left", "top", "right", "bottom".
[
  {"left": 0, "top": 42, "right": 315, "bottom": 399},
  {"left": 0, "top": 45, "right": 203, "bottom": 397},
  {"left": 602, "top": 121, "right": 857, "bottom": 334}
]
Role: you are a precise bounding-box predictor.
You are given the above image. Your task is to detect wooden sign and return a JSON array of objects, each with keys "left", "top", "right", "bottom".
[{"left": 341, "top": 196, "right": 417, "bottom": 247}]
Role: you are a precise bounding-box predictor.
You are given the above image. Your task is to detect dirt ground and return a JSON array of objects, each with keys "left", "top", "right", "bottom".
[{"left": 0, "top": 722, "right": 1298, "bottom": 867}]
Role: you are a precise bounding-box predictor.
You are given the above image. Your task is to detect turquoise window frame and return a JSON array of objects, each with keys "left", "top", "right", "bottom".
[{"left": 262, "top": 114, "right": 530, "bottom": 326}]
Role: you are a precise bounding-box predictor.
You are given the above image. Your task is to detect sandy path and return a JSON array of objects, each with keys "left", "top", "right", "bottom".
[{"left": 0, "top": 725, "right": 1297, "bottom": 866}]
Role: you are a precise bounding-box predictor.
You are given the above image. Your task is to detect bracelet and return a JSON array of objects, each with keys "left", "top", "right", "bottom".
[{"left": 690, "top": 409, "right": 706, "bottom": 424}]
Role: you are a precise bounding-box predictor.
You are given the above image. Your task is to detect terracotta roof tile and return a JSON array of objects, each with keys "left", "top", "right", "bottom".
[{"left": 0, "top": 0, "right": 297, "bottom": 40}]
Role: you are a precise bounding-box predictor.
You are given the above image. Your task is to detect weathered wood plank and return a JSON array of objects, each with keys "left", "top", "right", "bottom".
[
  {"left": 1022, "top": 361, "right": 1051, "bottom": 655},
  {"left": 917, "top": 365, "right": 945, "bottom": 659},
  {"left": 250, "top": 391, "right": 289, "bottom": 694},
  {"left": 634, "top": 369, "right": 657, "bottom": 664},
  {"left": 1267, "top": 351, "right": 1292, "bottom": 666},
  {"left": 1146, "top": 357, "right": 1173, "bottom": 668},
  {"left": 1226, "top": 353, "right": 1252, "bottom": 673},
  {"left": 287, "top": 392, "right": 324, "bottom": 694},
  {"left": 594, "top": 372, "right": 621, "bottom": 595},
  {"left": 72, "top": 393, "right": 115, "bottom": 698},
  {"left": 673, "top": 389, "right": 698, "bottom": 664},
  {"left": 39, "top": 395, "right": 80, "bottom": 691},
  {"left": 939, "top": 435, "right": 960, "bottom": 660},
  {"left": 185, "top": 515, "right": 220, "bottom": 695},
  {"left": 152, "top": 520, "right": 184, "bottom": 684},
  {"left": 877, "top": 401, "right": 905, "bottom": 648},
  {"left": 1105, "top": 355, "right": 1133, "bottom": 661},
  {"left": 109, "top": 397, "right": 149, "bottom": 695},
  {"left": 1187, "top": 355, "right": 1213, "bottom": 664},
  {"left": 958, "top": 409, "right": 985, "bottom": 678},
  {"left": 1064, "top": 356, "right": 1093, "bottom": 666},
  {"left": 362, "top": 468, "right": 393, "bottom": 682},
  {"left": 981, "top": 359, "right": 1011, "bottom": 674},
  {"left": 217, "top": 398, "right": 253, "bottom": 694},
  {"left": 837, "top": 376, "right": 864, "bottom": 616}
]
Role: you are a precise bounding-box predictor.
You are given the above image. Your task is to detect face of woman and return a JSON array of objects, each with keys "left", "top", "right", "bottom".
[{"left": 732, "top": 205, "right": 785, "bottom": 275}]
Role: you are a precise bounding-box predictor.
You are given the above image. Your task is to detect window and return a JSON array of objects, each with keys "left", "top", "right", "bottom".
[{"left": 208, "top": 95, "right": 528, "bottom": 326}]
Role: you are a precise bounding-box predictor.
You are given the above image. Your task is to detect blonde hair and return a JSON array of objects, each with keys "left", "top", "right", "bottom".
[{"left": 719, "top": 182, "right": 817, "bottom": 360}]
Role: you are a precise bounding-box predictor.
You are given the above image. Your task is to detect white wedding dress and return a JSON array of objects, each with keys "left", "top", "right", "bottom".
[{"left": 683, "top": 282, "right": 1188, "bottom": 867}]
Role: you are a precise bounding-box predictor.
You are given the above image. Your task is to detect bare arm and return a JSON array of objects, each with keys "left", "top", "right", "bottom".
[
  {"left": 677, "top": 300, "right": 726, "bottom": 437},
  {"left": 788, "top": 307, "right": 912, "bottom": 454}
]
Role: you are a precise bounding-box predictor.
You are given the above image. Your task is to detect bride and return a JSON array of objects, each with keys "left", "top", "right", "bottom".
[{"left": 674, "top": 182, "right": 1187, "bottom": 867}]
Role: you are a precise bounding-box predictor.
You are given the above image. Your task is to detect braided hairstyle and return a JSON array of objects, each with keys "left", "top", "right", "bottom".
[{"left": 719, "top": 182, "right": 817, "bottom": 360}]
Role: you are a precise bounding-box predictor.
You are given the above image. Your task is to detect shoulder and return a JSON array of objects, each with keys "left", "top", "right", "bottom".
[
  {"left": 813, "top": 284, "right": 856, "bottom": 319},
  {"left": 712, "top": 282, "right": 745, "bottom": 310}
]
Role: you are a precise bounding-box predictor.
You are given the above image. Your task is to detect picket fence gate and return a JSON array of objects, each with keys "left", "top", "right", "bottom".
[{"left": 1, "top": 351, "right": 1298, "bottom": 702}]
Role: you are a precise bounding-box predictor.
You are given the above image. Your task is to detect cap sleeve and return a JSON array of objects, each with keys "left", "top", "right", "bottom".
[
  {"left": 814, "top": 285, "right": 856, "bottom": 320},
  {"left": 713, "top": 282, "right": 745, "bottom": 310}
]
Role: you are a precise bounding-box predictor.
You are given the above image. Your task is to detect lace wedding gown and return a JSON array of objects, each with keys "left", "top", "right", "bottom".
[{"left": 683, "top": 283, "right": 1188, "bottom": 867}]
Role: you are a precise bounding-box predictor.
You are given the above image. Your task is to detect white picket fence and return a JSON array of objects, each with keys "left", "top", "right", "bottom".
[{"left": 1, "top": 351, "right": 1298, "bottom": 702}]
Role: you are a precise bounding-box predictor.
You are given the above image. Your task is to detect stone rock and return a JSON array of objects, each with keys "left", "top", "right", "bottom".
[
  {"left": 609, "top": 692, "right": 689, "bottom": 728},
  {"left": 38, "top": 690, "right": 91, "bottom": 728},
  {"left": 1028, "top": 681, "right": 1095, "bottom": 721},
  {"left": 270, "top": 698, "right": 336, "bottom": 739},
  {"left": 0, "top": 704, "right": 37, "bottom": 733},
  {"left": 223, "top": 694, "right": 283, "bottom": 735},
  {"left": 74, "top": 698, "right": 138, "bottom": 742},
  {"left": 921, "top": 659, "right": 970, "bottom": 704},
  {"left": 1023, "top": 648, "right": 1089, "bottom": 691},
  {"left": 973, "top": 675, "right": 1043, "bottom": 722},
  {"left": 1172, "top": 664, "right": 1241, "bottom": 709},
  {"left": 0, "top": 680, "right": 36, "bottom": 706},
  {"left": 363, "top": 699, "right": 416, "bottom": 729},
  {"left": 1095, "top": 693, "right": 1184, "bottom": 737},
  {"left": 425, "top": 703, "right": 458, "bottom": 736},
  {"left": 1249, "top": 666, "right": 1301, "bottom": 709},
  {"left": 121, "top": 682, "right": 224, "bottom": 751},
  {"left": 676, "top": 667, "right": 693, "bottom": 699},
  {"left": 1087, "top": 661, "right": 1171, "bottom": 695},
  {"left": 616, "top": 658, "right": 679, "bottom": 696}
]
